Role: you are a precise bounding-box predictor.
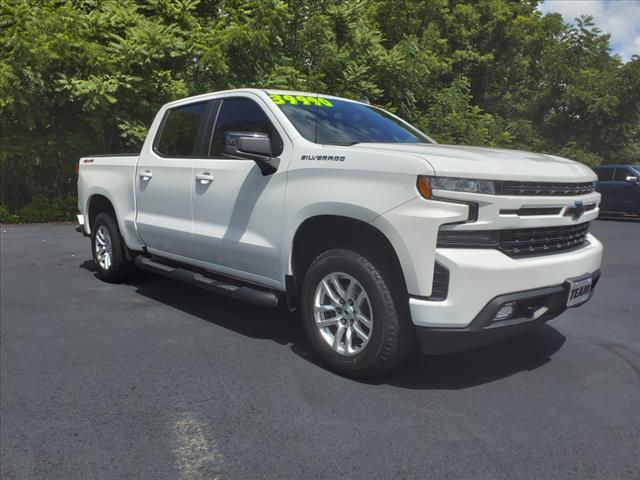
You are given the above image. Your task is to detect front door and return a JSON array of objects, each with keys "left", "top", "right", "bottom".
[
  {"left": 191, "top": 95, "right": 289, "bottom": 287},
  {"left": 135, "top": 100, "right": 213, "bottom": 257},
  {"left": 611, "top": 167, "right": 640, "bottom": 213}
]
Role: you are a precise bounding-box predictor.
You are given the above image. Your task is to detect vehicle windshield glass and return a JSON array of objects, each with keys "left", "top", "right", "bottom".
[{"left": 269, "top": 93, "right": 433, "bottom": 145}]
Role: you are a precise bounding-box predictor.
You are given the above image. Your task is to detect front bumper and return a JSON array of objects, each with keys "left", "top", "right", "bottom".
[
  {"left": 415, "top": 270, "right": 600, "bottom": 354},
  {"left": 410, "top": 233, "right": 602, "bottom": 327},
  {"left": 409, "top": 233, "right": 603, "bottom": 353}
]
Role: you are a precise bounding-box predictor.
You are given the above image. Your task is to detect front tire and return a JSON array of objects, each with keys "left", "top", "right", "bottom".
[
  {"left": 301, "top": 249, "right": 415, "bottom": 378},
  {"left": 91, "top": 212, "right": 132, "bottom": 283}
]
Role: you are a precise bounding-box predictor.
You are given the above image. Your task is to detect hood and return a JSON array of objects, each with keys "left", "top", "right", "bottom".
[{"left": 349, "top": 143, "right": 596, "bottom": 182}]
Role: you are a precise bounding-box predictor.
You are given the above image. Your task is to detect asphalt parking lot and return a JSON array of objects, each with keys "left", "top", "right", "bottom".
[{"left": 1, "top": 220, "right": 638, "bottom": 480}]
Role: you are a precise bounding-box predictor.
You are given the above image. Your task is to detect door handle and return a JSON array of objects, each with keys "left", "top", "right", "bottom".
[
  {"left": 196, "top": 172, "right": 215, "bottom": 184},
  {"left": 139, "top": 170, "right": 153, "bottom": 181}
]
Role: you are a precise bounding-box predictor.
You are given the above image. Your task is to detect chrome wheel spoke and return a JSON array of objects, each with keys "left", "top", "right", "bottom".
[
  {"left": 354, "top": 291, "right": 366, "bottom": 308},
  {"left": 329, "top": 275, "right": 347, "bottom": 300},
  {"left": 314, "top": 304, "right": 336, "bottom": 313},
  {"left": 333, "top": 324, "right": 346, "bottom": 349},
  {"left": 316, "top": 316, "right": 341, "bottom": 328},
  {"left": 353, "top": 323, "right": 369, "bottom": 341},
  {"left": 321, "top": 279, "right": 341, "bottom": 305},
  {"left": 356, "top": 313, "right": 372, "bottom": 327},
  {"left": 346, "top": 279, "right": 358, "bottom": 300},
  {"left": 345, "top": 327, "right": 354, "bottom": 353}
]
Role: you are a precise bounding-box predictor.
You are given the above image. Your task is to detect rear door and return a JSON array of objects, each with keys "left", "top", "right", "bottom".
[
  {"left": 190, "top": 95, "right": 290, "bottom": 288},
  {"left": 135, "top": 100, "right": 214, "bottom": 257}
]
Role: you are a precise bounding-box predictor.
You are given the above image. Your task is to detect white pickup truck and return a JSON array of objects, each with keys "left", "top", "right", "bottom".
[{"left": 77, "top": 88, "right": 603, "bottom": 377}]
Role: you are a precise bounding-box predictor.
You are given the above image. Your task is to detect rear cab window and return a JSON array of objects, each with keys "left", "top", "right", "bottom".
[{"left": 155, "top": 101, "right": 210, "bottom": 157}]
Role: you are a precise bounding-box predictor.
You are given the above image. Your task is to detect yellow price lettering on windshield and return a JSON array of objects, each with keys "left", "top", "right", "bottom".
[{"left": 270, "top": 94, "right": 333, "bottom": 107}]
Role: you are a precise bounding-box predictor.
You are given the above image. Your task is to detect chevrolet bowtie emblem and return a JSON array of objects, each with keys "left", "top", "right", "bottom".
[{"left": 565, "top": 200, "right": 585, "bottom": 220}]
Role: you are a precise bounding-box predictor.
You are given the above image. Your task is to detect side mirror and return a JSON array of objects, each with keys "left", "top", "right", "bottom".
[
  {"left": 625, "top": 175, "right": 639, "bottom": 185},
  {"left": 224, "top": 131, "right": 279, "bottom": 175}
]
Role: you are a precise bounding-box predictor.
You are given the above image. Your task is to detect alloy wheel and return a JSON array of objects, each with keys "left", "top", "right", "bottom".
[
  {"left": 94, "top": 225, "right": 113, "bottom": 270},
  {"left": 313, "top": 272, "right": 373, "bottom": 356}
]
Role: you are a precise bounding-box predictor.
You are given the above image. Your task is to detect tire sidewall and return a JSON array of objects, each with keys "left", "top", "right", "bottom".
[{"left": 301, "top": 250, "right": 400, "bottom": 375}]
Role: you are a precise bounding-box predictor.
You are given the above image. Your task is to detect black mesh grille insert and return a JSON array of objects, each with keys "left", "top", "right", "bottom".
[
  {"left": 501, "top": 181, "right": 595, "bottom": 196},
  {"left": 430, "top": 263, "right": 450, "bottom": 300},
  {"left": 499, "top": 222, "right": 590, "bottom": 256}
]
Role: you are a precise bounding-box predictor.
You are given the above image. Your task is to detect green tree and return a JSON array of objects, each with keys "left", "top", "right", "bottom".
[{"left": 1, "top": 0, "right": 638, "bottom": 222}]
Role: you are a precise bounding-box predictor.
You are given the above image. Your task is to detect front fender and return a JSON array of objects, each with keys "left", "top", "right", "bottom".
[
  {"left": 371, "top": 197, "right": 469, "bottom": 296},
  {"left": 281, "top": 202, "right": 381, "bottom": 280}
]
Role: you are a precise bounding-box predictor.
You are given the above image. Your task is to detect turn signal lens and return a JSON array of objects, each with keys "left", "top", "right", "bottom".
[{"left": 417, "top": 176, "right": 432, "bottom": 199}]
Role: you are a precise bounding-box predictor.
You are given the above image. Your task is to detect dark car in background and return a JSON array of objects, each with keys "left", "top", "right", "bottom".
[{"left": 593, "top": 164, "right": 640, "bottom": 218}]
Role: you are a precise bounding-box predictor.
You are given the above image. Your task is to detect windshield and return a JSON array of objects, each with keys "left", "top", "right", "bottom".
[{"left": 269, "top": 93, "right": 433, "bottom": 145}]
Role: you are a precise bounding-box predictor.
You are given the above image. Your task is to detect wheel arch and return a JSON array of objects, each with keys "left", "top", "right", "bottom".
[
  {"left": 83, "top": 188, "right": 143, "bottom": 252},
  {"left": 87, "top": 194, "right": 117, "bottom": 232},
  {"left": 87, "top": 193, "right": 139, "bottom": 260},
  {"left": 287, "top": 214, "right": 408, "bottom": 308}
]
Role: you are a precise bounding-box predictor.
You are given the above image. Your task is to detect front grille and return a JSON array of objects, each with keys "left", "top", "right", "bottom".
[
  {"left": 499, "top": 223, "right": 590, "bottom": 256},
  {"left": 501, "top": 181, "right": 595, "bottom": 196},
  {"left": 437, "top": 222, "right": 591, "bottom": 257}
]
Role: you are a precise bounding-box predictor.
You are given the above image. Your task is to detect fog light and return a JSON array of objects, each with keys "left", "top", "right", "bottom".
[{"left": 493, "top": 301, "right": 516, "bottom": 321}]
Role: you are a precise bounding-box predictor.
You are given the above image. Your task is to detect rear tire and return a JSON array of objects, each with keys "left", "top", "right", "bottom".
[
  {"left": 300, "top": 248, "right": 415, "bottom": 378},
  {"left": 91, "top": 212, "right": 133, "bottom": 283}
]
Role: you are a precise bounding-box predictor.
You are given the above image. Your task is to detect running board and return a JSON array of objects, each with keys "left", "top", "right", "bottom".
[{"left": 134, "top": 256, "right": 279, "bottom": 308}]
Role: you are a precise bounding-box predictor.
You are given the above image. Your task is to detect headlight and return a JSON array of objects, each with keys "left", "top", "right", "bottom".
[{"left": 417, "top": 176, "right": 497, "bottom": 197}]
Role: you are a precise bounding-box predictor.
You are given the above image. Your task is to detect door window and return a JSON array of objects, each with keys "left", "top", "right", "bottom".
[
  {"left": 595, "top": 168, "right": 613, "bottom": 182},
  {"left": 155, "top": 101, "right": 209, "bottom": 157},
  {"left": 210, "top": 97, "right": 283, "bottom": 157},
  {"left": 613, "top": 168, "right": 632, "bottom": 181}
]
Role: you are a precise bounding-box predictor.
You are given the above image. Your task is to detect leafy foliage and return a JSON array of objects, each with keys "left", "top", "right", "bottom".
[{"left": 1, "top": 0, "right": 639, "bottom": 222}]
